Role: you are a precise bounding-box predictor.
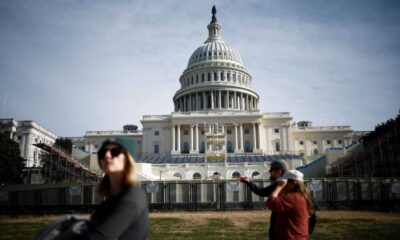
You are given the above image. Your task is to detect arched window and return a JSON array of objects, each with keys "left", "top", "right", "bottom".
[
  {"left": 193, "top": 172, "right": 201, "bottom": 180},
  {"left": 202, "top": 73, "right": 205, "bottom": 82},
  {"left": 244, "top": 141, "right": 252, "bottom": 152},
  {"left": 227, "top": 72, "right": 230, "bottom": 81},
  {"left": 214, "top": 72, "right": 218, "bottom": 81},
  {"left": 252, "top": 171, "right": 260, "bottom": 178},
  {"left": 227, "top": 141, "right": 233, "bottom": 153},
  {"left": 173, "top": 172, "right": 182, "bottom": 179},
  {"left": 314, "top": 149, "right": 319, "bottom": 155},
  {"left": 208, "top": 73, "right": 211, "bottom": 81},
  {"left": 220, "top": 72, "right": 224, "bottom": 81},
  {"left": 232, "top": 172, "right": 241, "bottom": 179}
]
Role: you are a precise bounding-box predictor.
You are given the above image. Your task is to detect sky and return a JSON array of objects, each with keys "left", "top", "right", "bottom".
[{"left": 0, "top": 0, "right": 399, "bottom": 137}]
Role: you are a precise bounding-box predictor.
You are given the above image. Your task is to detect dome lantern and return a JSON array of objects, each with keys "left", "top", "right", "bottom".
[{"left": 205, "top": 5, "right": 223, "bottom": 44}]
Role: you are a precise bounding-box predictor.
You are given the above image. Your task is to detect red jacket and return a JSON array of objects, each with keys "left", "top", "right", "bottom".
[{"left": 267, "top": 192, "right": 309, "bottom": 240}]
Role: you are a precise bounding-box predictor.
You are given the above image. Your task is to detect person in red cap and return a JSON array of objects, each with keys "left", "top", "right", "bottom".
[
  {"left": 240, "top": 160, "right": 288, "bottom": 240},
  {"left": 266, "top": 169, "right": 314, "bottom": 240}
]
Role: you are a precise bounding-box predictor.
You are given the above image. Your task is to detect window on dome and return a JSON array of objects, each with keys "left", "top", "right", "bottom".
[
  {"left": 214, "top": 72, "right": 217, "bottom": 81},
  {"left": 196, "top": 75, "right": 199, "bottom": 83},
  {"left": 220, "top": 72, "right": 224, "bottom": 81},
  {"left": 202, "top": 74, "right": 205, "bottom": 82},
  {"left": 233, "top": 73, "right": 236, "bottom": 81},
  {"left": 208, "top": 52, "right": 211, "bottom": 58},
  {"left": 208, "top": 73, "right": 211, "bottom": 81},
  {"left": 227, "top": 72, "right": 230, "bottom": 81},
  {"left": 204, "top": 53, "right": 206, "bottom": 57}
]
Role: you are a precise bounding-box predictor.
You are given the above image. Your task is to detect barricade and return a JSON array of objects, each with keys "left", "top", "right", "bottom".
[{"left": 0, "top": 178, "right": 399, "bottom": 214}]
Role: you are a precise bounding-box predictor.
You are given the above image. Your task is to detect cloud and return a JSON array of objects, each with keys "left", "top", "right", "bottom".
[{"left": 0, "top": 0, "right": 399, "bottom": 136}]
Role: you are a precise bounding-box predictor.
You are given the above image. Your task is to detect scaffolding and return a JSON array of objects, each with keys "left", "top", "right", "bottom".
[
  {"left": 329, "top": 113, "right": 400, "bottom": 177},
  {"left": 204, "top": 124, "right": 227, "bottom": 163},
  {"left": 33, "top": 143, "right": 101, "bottom": 183}
]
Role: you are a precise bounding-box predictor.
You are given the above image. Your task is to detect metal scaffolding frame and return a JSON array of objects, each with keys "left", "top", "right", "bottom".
[
  {"left": 329, "top": 113, "right": 400, "bottom": 177},
  {"left": 34, "top": 143, "right": 101, "bottom": 183}
]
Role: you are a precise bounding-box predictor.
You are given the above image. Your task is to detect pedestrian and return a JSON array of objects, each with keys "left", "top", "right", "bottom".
[
  {"left": 34, "top": 137, "right": 149, "bottom": 240},
  {"left": 266, "top": 169, "right": 313, "bottom": 240},
  {"left": 240, "top": 160, "right": 288, "bottom": 240},
  {"left": 85, "top": 137, "right": 149, "bottom": 240}
]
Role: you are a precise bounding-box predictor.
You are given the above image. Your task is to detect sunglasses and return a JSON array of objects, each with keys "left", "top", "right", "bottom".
[{"left": 98, "top": 146, "right": 124, "bottom": 159}]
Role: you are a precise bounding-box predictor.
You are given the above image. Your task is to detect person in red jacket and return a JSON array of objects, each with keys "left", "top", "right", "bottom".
[{"left": 266, "top": 170, "right": 314, "bottom": 240}]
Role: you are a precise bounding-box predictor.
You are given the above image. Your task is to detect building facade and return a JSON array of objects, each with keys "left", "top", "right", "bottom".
[
  {"left": 72, "top": 7, "right": 363, "bottom": 181},
  {"left": 0, "top": 119, "right": 58, "bottom": 167}
]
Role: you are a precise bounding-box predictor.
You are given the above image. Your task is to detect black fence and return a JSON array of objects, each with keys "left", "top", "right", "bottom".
[{"left": 0, "top": 178, "right": 399, "bottom": 214}]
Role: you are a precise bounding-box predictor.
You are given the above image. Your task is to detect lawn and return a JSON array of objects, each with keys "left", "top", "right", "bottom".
[{"left": 1, "top": 211, "right": 400, "bottom": 240}]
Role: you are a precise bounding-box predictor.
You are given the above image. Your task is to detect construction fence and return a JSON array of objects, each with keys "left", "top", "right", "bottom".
[{"left": 0, "top": 178, "right": 399, "bottom": 214}]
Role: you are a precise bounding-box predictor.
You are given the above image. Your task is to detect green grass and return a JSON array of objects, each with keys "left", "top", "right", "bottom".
[{"left": 1, "top": 215, "right": 400, "bottom": 240}]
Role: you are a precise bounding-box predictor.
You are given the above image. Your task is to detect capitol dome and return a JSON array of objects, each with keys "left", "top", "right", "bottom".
[
  {"left": 187, "top": 40, "right": 244, "bottom": 68},
  {"left": 173, "top": 6, "right": 260, "bottom": 113}
]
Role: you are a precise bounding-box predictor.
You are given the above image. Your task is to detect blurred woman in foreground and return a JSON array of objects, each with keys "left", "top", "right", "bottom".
[
  {"left": 86, "top": 137, "right": 148, "bottom": 240},
  {"left": 266, "top": 170, "right": 313, "bottom": 240}
]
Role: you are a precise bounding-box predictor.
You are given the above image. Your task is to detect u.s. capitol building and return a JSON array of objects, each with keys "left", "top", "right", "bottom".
[{"left": 71, "top": 7, "right": 362, "bottom": 180}]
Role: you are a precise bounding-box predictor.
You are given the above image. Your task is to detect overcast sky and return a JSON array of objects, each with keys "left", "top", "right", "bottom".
[{"left": 0, "top": 0, "right": 399, "bottom": 137}]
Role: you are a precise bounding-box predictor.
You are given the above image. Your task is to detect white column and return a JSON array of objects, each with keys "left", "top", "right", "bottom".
[
  {"left": 203, "top": 92, "right": 206, "bottom": 110},
  {"left": 240, "top": 124, "right": 244, "bottom": 151},
  {"left": 234, "top": 92, "right": 237, "bottom": 109},
  {"left": 227, "top": 91, "right": 230, "bottom": 109},
  {"left": 281, "top": 127, "right": 287, "bottom": 153},
  {"left": 208, "top": 124, "right": 212, "bottom": 151},
  {"left": 195, "top": 124, "right": 199, "bottom": 151},
  {"left": 211, "top": 91, "right": 214, "bottom": 109},
  {"left": 286, "top": 126, "right": 291, "bottom": 152},
  {"left": 196, "top": 93, "right": 200, "bottom": 110},
  {"left": 218, "top": 90, "right": 222, "bottom": 109},
  {"left": 252, "top": 123, "right": 257, "bottom": 152},
  {"left": 171, "top": 126, "right": 176, "bottom": 152},
  {"left": 240, "top": 92, "right": 244, "bottom": 110},
  {"left": 183, "top": 97, "right": 186, "bottom": 111},
  {"left": 234, "top": 125, "right": 239, "bottom": 152},
  {"left": 257, "top": 123, "right": 261, "bottom": 151},
  {"left": 189, "top": 94, "right": 192, "bottom": 111},
  {"left": 177, "top": 125, "right": 181, "bottom": 152},
  {"left": 190, "top": 125, "right": 194, "bottom": 152}
]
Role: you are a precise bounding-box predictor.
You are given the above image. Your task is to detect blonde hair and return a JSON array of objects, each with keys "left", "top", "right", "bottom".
[
  {"left": 97, "top": 151, "right": 137, "bottom": 196},
  {"left": 281, "top": 180, "right": 314, "bottom": 214}
]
